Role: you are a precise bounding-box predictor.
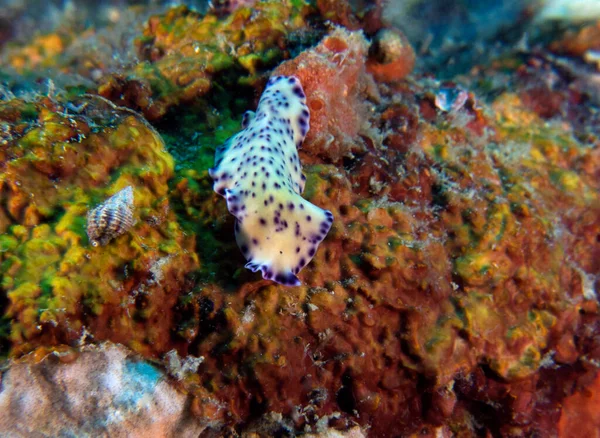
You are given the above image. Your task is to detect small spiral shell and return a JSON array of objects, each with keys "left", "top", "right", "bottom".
[{"left": 87, "top": 186, "right": 135, "bottom": 247}]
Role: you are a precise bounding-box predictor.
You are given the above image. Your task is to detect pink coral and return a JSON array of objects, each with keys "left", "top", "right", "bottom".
[{"left": 274, "top": 28, "right": 377, "bottom": 163}]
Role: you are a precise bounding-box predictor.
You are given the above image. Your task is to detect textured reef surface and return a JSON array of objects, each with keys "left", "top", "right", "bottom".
[{"left": 0, "top": 1, "right": 599, "bottom": 437}]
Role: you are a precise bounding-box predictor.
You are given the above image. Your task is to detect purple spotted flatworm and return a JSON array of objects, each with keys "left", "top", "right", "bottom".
[{"left": 209, "top": 75, "right": 334, "bottom": 286}]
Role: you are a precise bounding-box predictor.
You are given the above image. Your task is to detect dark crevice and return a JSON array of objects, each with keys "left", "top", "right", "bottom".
[{"left": 336, "top": 371, "right": 356, "bottom": 414}]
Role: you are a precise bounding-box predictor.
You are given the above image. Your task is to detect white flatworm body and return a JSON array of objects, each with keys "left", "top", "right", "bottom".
[{"left": 209, "top": 76, "right": 333, "bottom": 286}]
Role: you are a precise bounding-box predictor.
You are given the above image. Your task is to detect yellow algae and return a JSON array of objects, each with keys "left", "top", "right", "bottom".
[
  {"left": 492, "top": 93, "right": 541, "bottom": 128},
  {"left": 158, "top": 241, "right": 181, "bottom": 254},
  {"left": 7, "top": 33, "right": 66, "bottom": 72},
  {"left": 255, "top": 286, "right": 281, "bottom": 316},
  {"left": 223, "top": 307, "right": 241, "bottom": 335},
  {"left": 7, "top": 283, "right": 41, "bottom": 310},
  {"left": 30, "top": 223, "right": 52, "bottom": 239},
  {"left": 48, "top": 276, "right": 82, "bottom": 315},
  {"left": 55, "top": 205, "right": 88, "bottom": 245},
  {"left": 423, "top": 320, "right": 459, "bottom": 356},
  {"left": 463, "top": 294, "right": 502, "bottom": 338},
  {"left": 0, "top": 235, "right": 18, "bottom": 253},
  {"left": 310, "top": 291, "right": 336, "bottom": 310},
  {"left": 238, "top": 54, "right": 263, "bottom": 75},
  {"left": 477, "top": 202, "right": 511, "bottom": 250},
  {"left": 0, "top": 96, "right": 198, "bottom": 354},
  {"left": 455, "top": 252, "right": 492, "bottom": 284},
  {"left": 504, "top": 346, "right": 542, "bottom": 379},
  {"left": 529, "top": 148, "right": 546, "bottom": 162},
  {"left": 550, "top": 169, "right": 583, "bottom": 193},
  {"left": 59, "top": 247, "right": 87, "bottom": 275},
  {"left": 1, "top": 257, "right": 21, "bottom": 288}
]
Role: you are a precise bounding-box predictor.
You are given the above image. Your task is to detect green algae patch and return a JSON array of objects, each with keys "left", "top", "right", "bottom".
[
  {"left": 160, "top": 107, "right": 242, "bottom": 173},
  {"left": 0, "top": 235, "right": 18, "bottom": 253},
  {"left": 169, "top": 168, "right": 240, "bottom": 284}
]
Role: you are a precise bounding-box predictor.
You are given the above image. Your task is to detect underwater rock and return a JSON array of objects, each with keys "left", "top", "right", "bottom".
[
  {"left": 550, "top": 20, "right": 600, "bottom": 58},
  {"left": 315, "top": 0, "right": 363, "bottom": 31},
  {"left": 0, "top": 2, "right": 321, "bottom": 120},
  {"left": 209, "top": 0, "right": 258, "bottom": 17},
  {"left": 242, "top": 411, "right": 366, "bottom": 437},
  {"left": 1, "top": 33, "right": 71, "bottom": 73},
  {"left": 87, "top": 185, "right": 135, "bottom": 247},
  {"left": 0, "top": 3, "right": 599, "bottom": 437},
  {"left": 0, "top": 342, "right": 210, "bottom": 436},
  {"left": 0, "top": 95, "right": 198, "bottom": 358},
  {"left": 366, "top": 28, "right": 415, "bottom": 83},
  {"left": 167, "top": 23, "right": 600, "bottom": 436},
  {"left": 273, "top": 28, "right": 377, "bottom": 163},
  {"left": 98, "top": 1, "right": 317, "bottom": 120},
  {"left": 210, "top": 76, "right": 333, "bottom": 285},
  {"left": 558, "top": 369, "right": 600, "bottom": 436},
  {"left": 0, "top": 6, "right": 148, "bottom": 89}
]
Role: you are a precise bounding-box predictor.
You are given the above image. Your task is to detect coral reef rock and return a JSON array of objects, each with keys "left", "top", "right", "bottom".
[
  {"left": 274, "top": 27, "right": 379, "bottom": 163},
  {"left": 98, "top": 1, "right": 318, "bottom": 120},
  {"left": 0, "top": 342, "right": 208, "bottom": 437},
  {"left": 0, "top": 95, "right": 198, "bottom": 358},
  {"left": 0, "top": 2, "right": 599, "bottom": 437}
]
